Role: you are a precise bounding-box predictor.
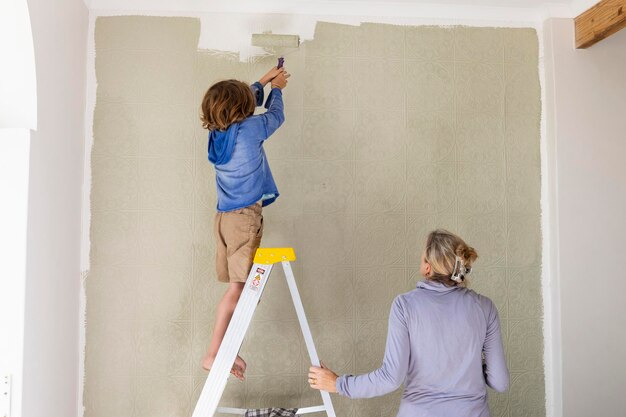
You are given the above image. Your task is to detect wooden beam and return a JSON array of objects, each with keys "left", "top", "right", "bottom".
[{"left": 575, "top": 0, "right": 626, "bottom": 48}]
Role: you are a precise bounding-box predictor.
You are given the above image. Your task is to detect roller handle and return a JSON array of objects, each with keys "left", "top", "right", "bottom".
[{"left": 277, "top": 57, "right": 285, "bottom": 69}]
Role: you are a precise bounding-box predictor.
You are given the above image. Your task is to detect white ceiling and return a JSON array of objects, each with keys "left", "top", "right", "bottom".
[{"left": 86, "top": 0, "right": 600, "bottom": 21}]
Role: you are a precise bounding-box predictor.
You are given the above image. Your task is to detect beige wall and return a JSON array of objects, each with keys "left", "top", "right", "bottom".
[
  {"left": 23, "top": 0, "right": 88, "bottom": 417},
  {"left": 86, "top": 16, "right": 545, "bottom": 417},
  {"left": 544, "top": 18, "right": 626, "bottom": 417}
]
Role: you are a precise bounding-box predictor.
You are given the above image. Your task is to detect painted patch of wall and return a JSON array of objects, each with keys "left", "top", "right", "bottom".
[{"left": 85, "top": 16, "right": 544, "bottom": 417}]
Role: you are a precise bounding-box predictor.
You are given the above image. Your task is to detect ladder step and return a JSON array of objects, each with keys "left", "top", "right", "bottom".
[
  {"left": 254, "top": 247, "right": 296, "bottom": 264},
  {"left": 216, "top": 406, "right": 327, "bottom": 415}
]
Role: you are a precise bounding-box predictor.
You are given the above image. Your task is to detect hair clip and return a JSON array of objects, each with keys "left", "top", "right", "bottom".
[{"left": 451, "top": 256, "right": 471, "bottom": 283}]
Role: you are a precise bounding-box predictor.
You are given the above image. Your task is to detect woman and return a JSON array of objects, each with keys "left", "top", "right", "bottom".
[{"left": 309, "top": 229, "right": 509, "bottom": 417}]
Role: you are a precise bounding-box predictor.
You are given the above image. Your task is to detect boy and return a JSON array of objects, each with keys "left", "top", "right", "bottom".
[{"left": 200, "top": 66, "right": 290, "bottom": 380}]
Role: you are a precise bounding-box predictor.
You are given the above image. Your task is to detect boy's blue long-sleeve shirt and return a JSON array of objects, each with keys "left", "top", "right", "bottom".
[{"left": 208, "top": 82, "right": 284, "bottom": 212}]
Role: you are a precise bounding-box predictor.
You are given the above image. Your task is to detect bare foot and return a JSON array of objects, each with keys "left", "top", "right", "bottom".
[
  {"left": 231, "top": 355, "right": 247, "bottom": 381},
  {"left": 202, "top": 355, "right": 215, "bottom": 372},
  {"left": 201, "top": 354, "right": 247, "bottom": 381}
]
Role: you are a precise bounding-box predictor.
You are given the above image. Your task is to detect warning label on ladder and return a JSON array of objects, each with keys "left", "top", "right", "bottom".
[{"left": 250, "top": 267, "right": 266, "bottom": 291}]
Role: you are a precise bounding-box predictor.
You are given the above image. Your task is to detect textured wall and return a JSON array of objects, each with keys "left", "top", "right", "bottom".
[{"left": 85, "top": 16, "right": 544, "bottom": 417}]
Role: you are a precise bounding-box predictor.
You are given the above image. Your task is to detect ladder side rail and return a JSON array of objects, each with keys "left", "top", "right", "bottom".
[
  {"left": 192, "top": 263, "right": 274, "bottom": 417},
  {"left": 281, "top": 261, "right": 337, "bottom": 417}
]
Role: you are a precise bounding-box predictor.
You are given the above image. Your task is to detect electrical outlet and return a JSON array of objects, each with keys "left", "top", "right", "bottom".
[{"left": 1, "top": 375, "right": 10, "bottom": 417}]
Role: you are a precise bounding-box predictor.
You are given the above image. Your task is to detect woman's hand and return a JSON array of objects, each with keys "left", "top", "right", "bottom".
[
  {"left": 308, "top": 362, "right": 338, "bottom": 393},
  {"left": 259, "top": 66, "right": 285, "bottom": 86}
]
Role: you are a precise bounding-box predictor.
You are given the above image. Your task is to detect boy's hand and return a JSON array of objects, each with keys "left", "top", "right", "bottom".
[
  {"left": 270, "top": 70, "right": 290, "bottom": 90},
  {"left": 259, "top": 66, "right": 285, "bottom": 86}
]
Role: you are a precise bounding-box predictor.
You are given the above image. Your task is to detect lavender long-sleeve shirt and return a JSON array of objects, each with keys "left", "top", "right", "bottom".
[{"left": 336, "top": 280, "right": 509, "bottom": 417}]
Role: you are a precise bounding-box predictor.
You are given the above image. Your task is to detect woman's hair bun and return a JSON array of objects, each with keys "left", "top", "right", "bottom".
[
  {"left": 455, "top": 244, "right": 478, "bottom": 266},
  {"left": 424, "top": 229, "right": 478, "bottom": 287}
]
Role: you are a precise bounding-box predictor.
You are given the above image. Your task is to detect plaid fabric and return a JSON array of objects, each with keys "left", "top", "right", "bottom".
[{"left": 244, "top": 408, "right": 298, "bottom": 417}]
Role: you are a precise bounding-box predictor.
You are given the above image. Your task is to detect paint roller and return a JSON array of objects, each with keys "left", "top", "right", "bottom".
[{"left": 251, "top": 33, "right": 300, "bottom": 68}]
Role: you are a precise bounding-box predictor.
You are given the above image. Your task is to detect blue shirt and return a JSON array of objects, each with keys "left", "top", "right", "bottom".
[
  {"left": 337, "top": 279, "right": 509, "bottom": 417},
  {"left": 208, "top": 82, "right": 284, "bottom": 212}
]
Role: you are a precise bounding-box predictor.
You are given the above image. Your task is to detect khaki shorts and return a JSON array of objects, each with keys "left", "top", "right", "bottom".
[{"left": 214, "top": 202, "right": 263, "bottom": 283}]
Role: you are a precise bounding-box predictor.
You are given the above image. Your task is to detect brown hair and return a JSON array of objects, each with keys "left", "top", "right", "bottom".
[
  {"left": 200, "top": 80, "right": 256, "bottom": 131},
  {"left": 424, "top": 229, "right": 478, "bottom": 287}
]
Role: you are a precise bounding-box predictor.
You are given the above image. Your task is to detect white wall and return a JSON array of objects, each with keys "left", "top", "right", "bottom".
[
  {"left": 544, "top": 18, "right": 626, "bottom": 417},
  {"left": 0, "top": 2, "right": 37, "bottom": 416},
  {"left": 22, "top": 1, "right": 88, "bottom": 417},
  {"left": 0, "top": 130, "right": 30, "bottom": 417},
  {"left": 0, "top": 0, "right": 37, "bottom": 129}
]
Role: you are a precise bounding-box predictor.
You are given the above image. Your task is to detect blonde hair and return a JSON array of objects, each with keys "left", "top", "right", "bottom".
[
  {"left": 424, "top": 229, "right": 478, "bottom": 287},
  {"left": 200, "top": 80, "right": 256, "bottom": 131}
]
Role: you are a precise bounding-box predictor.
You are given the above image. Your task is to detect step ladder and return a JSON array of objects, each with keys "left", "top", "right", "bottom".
[{"left": 192, "top": 248, "right": 337, "bottom": 417}]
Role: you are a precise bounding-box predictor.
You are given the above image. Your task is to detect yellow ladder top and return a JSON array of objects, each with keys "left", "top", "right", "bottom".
[{"left": 254, "top": 248, "right": 296, "bottom": 264}]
